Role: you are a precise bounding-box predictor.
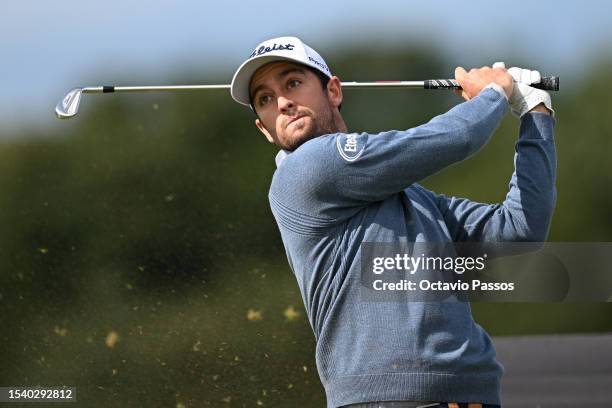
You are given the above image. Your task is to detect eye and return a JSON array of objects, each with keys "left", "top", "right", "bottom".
[
  {"left": 258, "top": 94, "right": 273, "bottom": 107},
  {"left": 287, "top": 79, "right": 301, "bottom": 89}
]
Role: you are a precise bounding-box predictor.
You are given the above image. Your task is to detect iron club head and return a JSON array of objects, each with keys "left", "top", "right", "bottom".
[{"left": 55, "top": 88, "right": 84, "bottom": 119}]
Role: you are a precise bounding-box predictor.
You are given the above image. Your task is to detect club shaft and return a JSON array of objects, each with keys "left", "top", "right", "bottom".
[
  {"left": 79, "top": 76, "right": 558, "bottom": 93},
  {"left": 81, "top": 82, "right": 428, "bottom": 94}
]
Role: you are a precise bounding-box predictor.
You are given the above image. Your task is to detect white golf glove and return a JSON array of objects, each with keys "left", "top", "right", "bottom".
[{"left": 492, "top": 62, "right": 554, "bottom": 118}]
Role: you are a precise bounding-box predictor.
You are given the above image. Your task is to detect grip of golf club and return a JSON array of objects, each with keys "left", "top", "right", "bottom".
[
  {"left": 532, "top": 76, "right": 559, "bottom": 91},
  {"left": 423, "top": 79, "right": 460, "bottom": 89},
  {"left": 424, "top": 76, "right": 559, "bottom": 91}
]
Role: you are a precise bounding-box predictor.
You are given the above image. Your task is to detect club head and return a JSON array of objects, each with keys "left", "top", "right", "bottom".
[{"left": 55, "top": 88, "right": 83, "bottom": 119}]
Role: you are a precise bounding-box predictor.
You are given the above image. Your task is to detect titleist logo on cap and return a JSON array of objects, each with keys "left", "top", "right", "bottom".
[{"left": 249, "top": 43, "right": 295, "bottom": 59}]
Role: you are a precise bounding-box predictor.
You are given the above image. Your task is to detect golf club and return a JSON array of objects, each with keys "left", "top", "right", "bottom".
[{"left": 55, "top": 76, "right": 559, "bottom": 119}]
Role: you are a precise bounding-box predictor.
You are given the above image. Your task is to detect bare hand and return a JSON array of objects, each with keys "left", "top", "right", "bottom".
[{"left": 454, "top": 66, "right": 513, "bottom": 100}]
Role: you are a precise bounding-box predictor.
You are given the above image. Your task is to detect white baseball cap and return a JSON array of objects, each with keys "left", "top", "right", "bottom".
[{"left": 230, "top": 36, "right": 332, "bottom": 106}]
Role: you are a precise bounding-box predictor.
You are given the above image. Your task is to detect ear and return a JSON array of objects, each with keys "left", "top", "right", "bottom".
[
  {"left": 255, "top": 118, "right": 275, "bottom": 144},
  {"left": 326, "top": 76, "right": 343, "bottom": 109}
]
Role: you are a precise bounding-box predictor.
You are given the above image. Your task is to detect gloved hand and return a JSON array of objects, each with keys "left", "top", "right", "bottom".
[{"left": 492, "top": 62, "right": 554, "bottom": 118}]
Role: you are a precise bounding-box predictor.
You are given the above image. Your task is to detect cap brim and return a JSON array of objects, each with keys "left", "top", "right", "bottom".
[{"left": 230, "top": 55, "right": 329, "bottom": 106}]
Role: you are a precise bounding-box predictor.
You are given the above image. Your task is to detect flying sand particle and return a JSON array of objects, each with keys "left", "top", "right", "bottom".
[{"left": 105, "top": 331, "right": 119, "bottom": 348}]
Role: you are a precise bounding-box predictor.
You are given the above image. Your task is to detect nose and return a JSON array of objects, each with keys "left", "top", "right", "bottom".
[{"left": 277, "top": 95, "right": 295, "bottom": 113}]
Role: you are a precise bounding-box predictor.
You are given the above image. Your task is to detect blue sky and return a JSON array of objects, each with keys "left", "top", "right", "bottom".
[{"left": 2, "top": 0, "right": 611, "bottom": 135}]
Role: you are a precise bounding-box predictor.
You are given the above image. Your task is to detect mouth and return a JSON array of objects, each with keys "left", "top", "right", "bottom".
[{"left": 286, "top": 115, "right": 305, "bottom": 128}]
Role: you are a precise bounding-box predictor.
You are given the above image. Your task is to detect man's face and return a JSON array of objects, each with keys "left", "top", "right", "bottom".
[{"left": 249, "top": 61, "right": 342, "bottom": 151}]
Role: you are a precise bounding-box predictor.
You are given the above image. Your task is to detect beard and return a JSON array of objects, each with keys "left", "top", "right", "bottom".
[{"left": 277, "top": 104, "right": 338, "bottom": 151}]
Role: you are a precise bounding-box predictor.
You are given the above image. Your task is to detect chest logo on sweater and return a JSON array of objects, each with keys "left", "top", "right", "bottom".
[{"left": 336, "top": 133, "right": 366, "bottom": 162}]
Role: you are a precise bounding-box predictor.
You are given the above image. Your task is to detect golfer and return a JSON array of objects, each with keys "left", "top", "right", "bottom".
[{"left": 230, "top": 36, "right": 556, "bottom": 408}]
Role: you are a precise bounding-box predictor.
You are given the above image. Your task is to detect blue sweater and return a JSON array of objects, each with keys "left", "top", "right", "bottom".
[{"left": 268, "top": 87, "right": 556, "bottom": 407}]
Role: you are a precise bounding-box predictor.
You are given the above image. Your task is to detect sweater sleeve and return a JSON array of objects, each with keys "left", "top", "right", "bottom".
[
  {"left": 269, "top": 87, "right": 508, "bottom": 230},
  {"left": 429, "top": 112, "right": 557, "bottom": 242}
]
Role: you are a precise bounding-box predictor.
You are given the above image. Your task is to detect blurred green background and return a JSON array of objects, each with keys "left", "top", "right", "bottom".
[{"left": 1, "top": 43, "right": 612, "bottom": 407}]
